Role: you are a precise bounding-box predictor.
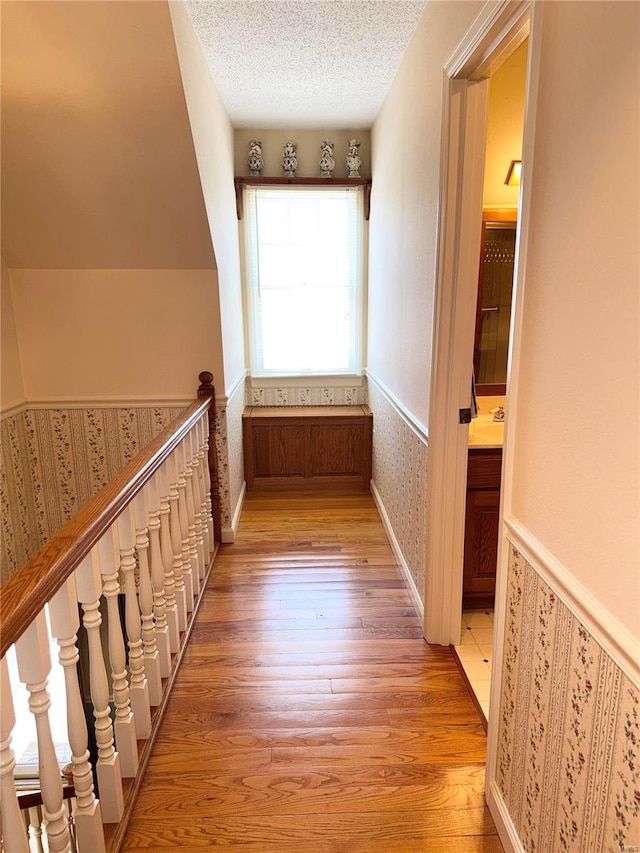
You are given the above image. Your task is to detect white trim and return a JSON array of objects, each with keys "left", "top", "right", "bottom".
[
  {"left": 424, "top": 8, "right": 540, "bottom": 852},
  {"left": 504, "top": 515, "right": 640, "bottom": 687},
  {"left": 423, "top": 72, "right": 490, "bottom": 646},
  {"left": 446, "top": 0, "right": 515, "bottom": 76},
  {"left": 486, "top": 0, "right": 541, "bottom": 804},
  {"left": 222, "top": 370, "right": 248, "bottom": 405},
  {"left": 249, "top": 373, "right": 364, "bottom": 389},
  {"left": 486, "top": 779, "right": 524, "bottom": 853},
  {"left": 221, "top": 481, "right": 246, "bottom": 544},
  {"left": 370, "top": 479, "right": 424, "bottom": 620},
  {"left": 0, "top": 400, "right": 28, "bottom": 420},
  {"left": 365, "top": 370, "right": 428, "bottom": 446},
  {"left": 17, "top": 396, "right": 192, "bottom": 410},
  {"left": 453, "top": 1, "right": 530, "bottom": 82}
]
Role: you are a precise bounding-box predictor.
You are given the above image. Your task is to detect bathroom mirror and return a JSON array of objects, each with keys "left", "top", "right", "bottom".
[{"left": 473, "top": 210, "right": 517, "bottom": 394}]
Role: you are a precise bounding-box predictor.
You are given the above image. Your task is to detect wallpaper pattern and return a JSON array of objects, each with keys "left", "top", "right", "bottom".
[
  {"left": 497, "top": 545, "right": 640, "bottom": 853},
  {"left": 1, "top": 405, "right": 185, "bottom": 583},
  {"left": 1, "top": 411, "right": 39, "bottom": 582},
  {"left": 367, "top": 380, "right": 427, "bottom": 599},
  {"left": 247, "top": 380, "right": 367, "bottom": 407}
]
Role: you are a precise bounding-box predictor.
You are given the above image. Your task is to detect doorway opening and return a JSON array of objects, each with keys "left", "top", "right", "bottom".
[{"left": 452, "top": 38, "right": 528, "bottom": 725}]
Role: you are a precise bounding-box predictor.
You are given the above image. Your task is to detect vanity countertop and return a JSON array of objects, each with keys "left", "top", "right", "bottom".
[{"left": 468, "top": 413, "right": 504, "bottom": 448}]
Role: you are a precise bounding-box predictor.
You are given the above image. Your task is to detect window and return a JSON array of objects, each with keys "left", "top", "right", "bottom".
[{"left": 244, "top": 186, "right": 363, "bottom": 377}]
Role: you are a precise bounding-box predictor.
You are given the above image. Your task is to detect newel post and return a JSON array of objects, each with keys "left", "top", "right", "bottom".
[{"left": 197, "top": 371, "right": 222, "bottom": 543}]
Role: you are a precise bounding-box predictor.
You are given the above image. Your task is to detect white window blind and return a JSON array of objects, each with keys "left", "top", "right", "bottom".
[{"left": 244, "top": 186, "right": 363, "bottom": 376}]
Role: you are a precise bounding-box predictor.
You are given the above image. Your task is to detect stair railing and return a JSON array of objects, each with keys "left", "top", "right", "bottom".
[{"left": 0, "top": 372, "right": 220, "bottom": 852}]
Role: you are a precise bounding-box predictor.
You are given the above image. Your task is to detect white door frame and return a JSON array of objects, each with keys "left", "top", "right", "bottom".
[
  {"left": 424, "top": 0, "right": 534, "bottom": 646},
  {"left": 423, "top": 1, "right": 543, "bottom": 846}
]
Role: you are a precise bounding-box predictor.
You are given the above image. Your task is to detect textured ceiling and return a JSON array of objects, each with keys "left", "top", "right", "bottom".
[{"left": 184, "top": 0, "right": 428, "bottom": 129}]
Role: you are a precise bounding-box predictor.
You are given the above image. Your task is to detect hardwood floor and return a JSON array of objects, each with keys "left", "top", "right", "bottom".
[{"left": 122, "top": 491, "right": 502, "bottom": 852}]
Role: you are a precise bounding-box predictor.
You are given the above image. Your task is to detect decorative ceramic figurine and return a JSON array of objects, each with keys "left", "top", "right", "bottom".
[
  {"left": 319, "top": 139, "right": 335, "bottom": 178},
  {"left": 282, "top": 141, "right": 297, "bottom": 177},
  {"left": 247, "top": 139, "right": 263, "bottom": 176},
  {"left": 346, "top": 139, "right": 362, "bottom": 178}
]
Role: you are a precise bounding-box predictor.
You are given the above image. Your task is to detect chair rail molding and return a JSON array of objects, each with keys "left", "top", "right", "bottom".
[
  {"left": 504, "top": 515, "right": 640, "bottom": 687},
  {"left": 14, "top": 395, "right": 193, "bottom": 410},
  {"left": 221, "top": 369, "right": 248, "bottom": 406},
  {"left": 364, "top": 369, "right": 428, "bottom": 446}
]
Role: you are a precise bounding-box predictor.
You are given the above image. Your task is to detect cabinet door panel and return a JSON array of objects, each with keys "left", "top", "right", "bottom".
[
  {"left": 308, "top": 424, "right": 363, "bottom": 477},
  {"left": 252, "top": 425, "right": 305, "bottom": 478},
  {"left": 463, "top": 489, "right": 499, "bottom": 606}
]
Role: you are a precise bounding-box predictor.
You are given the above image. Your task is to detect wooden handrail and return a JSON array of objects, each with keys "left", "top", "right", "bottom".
[
  {"left": 1, "top": 382, "right": 216, "bottom": 658},
  {"left": 17, "top": 783, "right": 75, "bottom": 811}
]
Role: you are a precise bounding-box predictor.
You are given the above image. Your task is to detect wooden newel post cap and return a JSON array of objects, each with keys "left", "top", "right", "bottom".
[{"left": 198, "top": 371, "right": 215, "bottom": 396}]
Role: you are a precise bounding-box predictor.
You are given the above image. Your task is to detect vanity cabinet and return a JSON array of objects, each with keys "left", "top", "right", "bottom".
[{"left": 463, "top": 448, "right": 502, "bottom": 608}]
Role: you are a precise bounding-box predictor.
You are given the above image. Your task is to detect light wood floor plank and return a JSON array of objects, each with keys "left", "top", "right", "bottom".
[{"left": 121, "top": 491, "right": 500, "bottom": 851}]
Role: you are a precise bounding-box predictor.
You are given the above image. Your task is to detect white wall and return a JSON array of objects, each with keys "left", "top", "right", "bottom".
[
  {"left": 1, "top": 0, "right": 215, "bottom": 271},
  {"left": 368, "top": 1, "right": 483, "bottom": 427},
  {"left": 511, "top": 1, "right": 639, "bottom": 638},
  {"left": 9, "top": 269, "right": 223, "bottom": 401},
  {"left": 0, "top": 258, "right": 25, "bottom": 411},
  {"left": 169, "top": 1, "right": 246, "bottom": 395}
]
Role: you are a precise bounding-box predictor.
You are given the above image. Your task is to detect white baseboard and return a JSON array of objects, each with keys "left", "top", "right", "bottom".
[
  {"left": 370, "top": 479, "right": 424, "bottom": 619},
  {"left": 221, "top": 481, "right": 246, "bottom": 544},
  {"left": 486, "top": 779, "right": 524, "bottom": 853}
]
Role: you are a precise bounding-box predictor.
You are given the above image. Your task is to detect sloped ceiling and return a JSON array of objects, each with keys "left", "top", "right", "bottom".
[
  {"left": 184, "top": 0, "right": 427, "bottom": 129},
  {"left": 1, "top": 1, "right": 216, "bottom": 269}
]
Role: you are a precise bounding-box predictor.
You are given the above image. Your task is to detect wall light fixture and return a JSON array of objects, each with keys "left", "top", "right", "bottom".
[{"left": 505, "top": 160, "right": 522, "bottom": 187}]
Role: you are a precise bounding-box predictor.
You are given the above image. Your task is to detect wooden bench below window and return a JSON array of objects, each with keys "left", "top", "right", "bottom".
[{"left": 242, "top": 405, "right": 373, "bottom": 492}]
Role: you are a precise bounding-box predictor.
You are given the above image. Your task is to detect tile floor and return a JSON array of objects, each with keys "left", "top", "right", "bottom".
[{"left": 454, "top": 609, "right": 494, "bottom": 720}]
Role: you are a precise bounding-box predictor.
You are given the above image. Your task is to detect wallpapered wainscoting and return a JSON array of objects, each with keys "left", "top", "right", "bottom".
[
  {"left": 1, "top": 404, "right": 186, "bottom": 583},
  {"left": 367, "top": 378, "right": 427, "bottom": 607},
  {"left": 1, "top": 411, "right": 38, "bottom": 580},
  {"left": 497, "top": 546, "right": 639, "bottom": 852}
]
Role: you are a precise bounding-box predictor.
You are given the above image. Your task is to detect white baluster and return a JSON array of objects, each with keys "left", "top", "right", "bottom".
[
  {"left": 181, "top": 436, "right": 201, "bottom": 597},
  {"left": 14, "top": 613, "right": 70, "bottom": 852},
  {"left": 196, "top": 416, "right": 212, "bottom": 562},
  {"left": 48, "top": 577, "right": 106, "bottom": 851},
  {"left": 28, "top": 806, "right": 45, "bottom": 853},
  {"left": 65, "top": 798, "right": 77, "bottom": 853},
  {"left": 93, "top": 530, "right": 138, "bottom": 779},
  {"left": 175, "top": 445, "right": 196, "bottom": 607},
  {"left": 116, "top": 512, "right": 151, "bottom": 739},
  {"left": 167, "top": 452, "right": 188, "bottom": 630},
  {"left": 157, "top": 464, "right": 181, "bottom": 650},
  {"left": 131, "top": 493, "right": 162, "bottom": 706},
  {"left": 1, "top": 656, "right": 30, "bottom": 852},
  {"left": 188, "top": 429, "right": 207, "bottom": 583},
  {"left": 199, "top": 414, "right": 215, "bottom": 551},
  {"left": 75, "top": 553, "right": 124, "bottom": 824},
  {"left": 146, "top": 474, "right": 172, "bottom": 677},
  {"left": 170, "top": 450, "right": 193, "bottom": 614}
]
